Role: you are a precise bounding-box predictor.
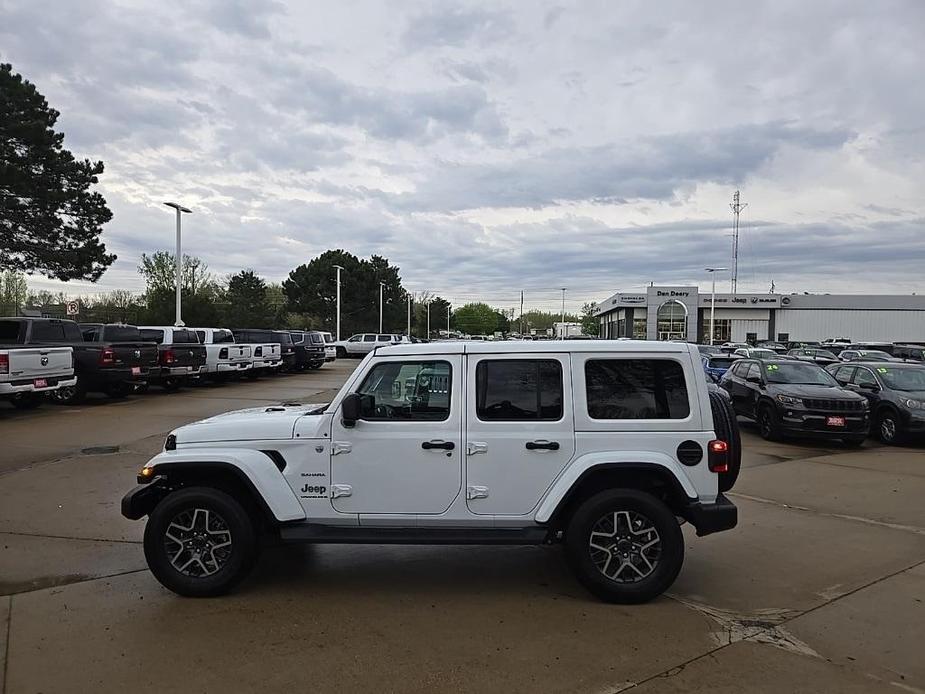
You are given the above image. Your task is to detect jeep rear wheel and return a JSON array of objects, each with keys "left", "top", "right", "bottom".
[
  {"left": 143, "top": 487, "right": 257, "bottom": 597},
  {"left": 565, "top": 489, "right": 683, "bottom": 604}
]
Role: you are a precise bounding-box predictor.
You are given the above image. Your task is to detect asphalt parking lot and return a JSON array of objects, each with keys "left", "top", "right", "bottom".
[{"left": 1, "top": 359, "right": 924, "bottom": 694}]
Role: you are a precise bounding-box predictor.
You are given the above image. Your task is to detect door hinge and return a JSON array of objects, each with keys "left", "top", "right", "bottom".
[
  {"left": 332, "top": 441, "right": 352, "bottom": 456},
  {"left": 331, "top": 484, "right": 353, "bottom": 499},
  {"left": 466, "top": 441, "right": 488, "bottom": 456},
  {"left": 466, "top": 485, "right": 489, "bottom": 500}
]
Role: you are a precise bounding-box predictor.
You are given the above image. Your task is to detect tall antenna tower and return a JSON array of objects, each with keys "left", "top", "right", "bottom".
[{"left": 730, "top": 190, "right": 747, "bottom": 293}]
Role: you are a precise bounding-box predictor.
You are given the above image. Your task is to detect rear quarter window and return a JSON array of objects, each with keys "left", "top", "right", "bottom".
[
  {"left": 0, "top": 321, "right": 24, "bottom": 342},
  {"left": 139, "top": 329, "right": 165, "bottom": 344},
  {"left": 585, "top": 359, "right": 690, "bottom": 420}
]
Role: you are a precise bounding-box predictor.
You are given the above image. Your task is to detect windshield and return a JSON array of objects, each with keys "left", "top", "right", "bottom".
[
  {"left": 877, "top": 367, "right": 925, "bottom": 391},
  {"left": 105, "top": 326, "right": 141, "bottom": 342},
  {"left": 750, "top": 349, "right": 777, "bottom": 358},
  {"left": 322, "top": 333, "right": 334, "bottom": 343},
  {"left": 709, "top": 357, "right": 738, "bottom": 368},
  {"left": 813, "top": 350, "right": 838, "bottom": 359},
  {"left": 765, "top": 362, "right": 837, "bottom": 385},
  {"left": 275, "top": 332, "right": 293, "bottom": 345}
]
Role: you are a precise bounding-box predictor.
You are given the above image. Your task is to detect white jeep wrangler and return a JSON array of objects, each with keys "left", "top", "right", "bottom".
[{"left": 123, "top": 341, "right": 740, "bottom": 603}]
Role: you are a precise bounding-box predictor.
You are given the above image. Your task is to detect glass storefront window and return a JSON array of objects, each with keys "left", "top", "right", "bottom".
[
  {"left": 701, "top": 318, "right": 731, "bottom": 343},
  {"left": 656, "top": 300, "right": 687, "bottom": 340}
]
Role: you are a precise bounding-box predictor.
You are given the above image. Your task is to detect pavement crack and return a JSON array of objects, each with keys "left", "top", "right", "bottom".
[
  {"left": 2, "top": 595, "right": 11, "bottom": 694},
  {"left": 728, "top": 491, "right": 925, "bottom": 535},
  {"left": 0, "top": 531, "right": 141, "bottom": 545},
  {"left": 1, "top": 568, "right": 149, "bottom": 598}
]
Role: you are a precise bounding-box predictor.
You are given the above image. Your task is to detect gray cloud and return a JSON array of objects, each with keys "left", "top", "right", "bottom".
[{"left": 403, "top": 5, "right": 514, "bottom": 48}]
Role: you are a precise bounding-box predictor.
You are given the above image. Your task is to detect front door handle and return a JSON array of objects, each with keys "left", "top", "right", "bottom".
[
  {"left": 526, "top": 440, "right": 560, "bottom": 451},
  {"left": 422, "top": 440, "right": 455, "bottom": 450}
]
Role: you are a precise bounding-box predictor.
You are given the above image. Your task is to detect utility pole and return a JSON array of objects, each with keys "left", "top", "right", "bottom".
[
  {"left": 379, "top": 281, "right": 385, "bottom": 333},
  {"left": 520, "top": 290, "right": 524, "bottom": 335},
  {"left": 730, "top": 190, "right": 747, "bottom": 294},
  {"left": 560, "top": 288, "right": 567, "bottom": 328},
  {"left": 446, "top": 304, "right": 451, "bottom": 336},
  {"left": 406, "top": 294, "right": 412, "bottom": 337},
  {"left": 426, "top": 301, "right": 431, "bottom": 339}
]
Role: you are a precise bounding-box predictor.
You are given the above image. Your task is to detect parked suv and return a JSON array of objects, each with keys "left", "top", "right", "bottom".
[
  {"left": 721, "top": 358, "right": 868, "bottom": 444},
  {"left": 838, "top": 349, "right": 898, "bottom": 363},
  {"left": 333, "top": 333, "right": 405, "bottom": 358},
  {"left": 787, "top": 347, "right": 840, "bottom": 366},
  {"left": 827, "top": 362, "right": 925, "bottom": 444},
  {"left": 122, "top": 341, "right": 740, "bottom": 603}
]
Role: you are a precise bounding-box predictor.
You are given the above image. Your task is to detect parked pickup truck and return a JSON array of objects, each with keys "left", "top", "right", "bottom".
[
  {"left": 231, "top": 329, "right": 283, "bottom": 377},
  {"left": 123, "top": 340, "right": 741, "bottom": 603},
  {"left": 289, "top": 330, "right": 327, "bottom": 370},
  {"left": 191, "top": 328, "right": 253, "bottom": 380},
  {"left": 138, "top": 327, "right": 207, "bottom": 391},
  {"left": 0, "top": 343, "right": 76, "bottom": 409},
  {"left": 0, "top": 318, "right": 156, "bottom": 404}
]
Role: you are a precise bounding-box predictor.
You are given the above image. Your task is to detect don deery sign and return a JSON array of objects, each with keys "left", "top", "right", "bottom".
[{"left": 699, "top": 294, "right": 781, "bottom": 308}]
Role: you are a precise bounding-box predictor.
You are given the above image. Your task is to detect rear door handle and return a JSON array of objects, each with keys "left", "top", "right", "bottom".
[
  {"left": 526, "top": 440, "right": 560, "bottom": 451},
  {"left": 422, "top": 440, "right": 455, "bottom": 450}
]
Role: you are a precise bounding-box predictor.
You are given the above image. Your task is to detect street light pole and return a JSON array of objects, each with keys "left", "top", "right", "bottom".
[
  {"left": 407, "top": 294, "right": 412, "bottom": 337},
  {"left": 447, "top": 304, "right": 451, "bottom": 336},
  {"left": 333, "top": 265, "right": 344, "bottom": 341},
  {"left": 163, "top": 202, "right": 191, "bottom": 327},
  {"left": 705, "top": 267, "right": 728, "bottom": 345},
  {"left": 561, "top": 287, "right": 567, "bottom": 337},
  {"left": 426, "top": 301, "right": 431, "bottom": 340},
  {"left": 379, "top": 281, "right": 385, "bottom": 333}
]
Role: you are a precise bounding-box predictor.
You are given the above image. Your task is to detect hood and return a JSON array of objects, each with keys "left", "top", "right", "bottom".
[
  {"left": 768, "top": 384, "right": 865, "bottom": 400},
  {"left": 173, "top": 403, "right": 328, "bottom": 444}
]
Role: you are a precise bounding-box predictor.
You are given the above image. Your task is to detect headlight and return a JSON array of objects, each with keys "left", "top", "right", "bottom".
[
  {"left": 903, "top": 398, "right": 925, "bottom": 410},
  {"left": 776, "top": 394, "right": 802, "bottom": 406}
]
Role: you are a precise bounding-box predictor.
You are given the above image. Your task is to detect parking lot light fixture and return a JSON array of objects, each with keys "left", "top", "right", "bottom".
[
  {"left": 333, "top": 265, "right": 344, "bottom": 341},
  {"left": 705, "top": 267, "right": 728, "bottom": 345},
  {"left": 163, "top": 202, "right": 192, "bottom": 327}
]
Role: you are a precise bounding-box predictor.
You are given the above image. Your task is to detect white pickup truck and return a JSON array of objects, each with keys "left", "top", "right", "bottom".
[
  {"left": 0, "top": 345, "right": 76, "bottom": 409},
  {"left": 191, "top": 328, "right": 253, "bottom": 380},
  {"left": 123, "top": 340, "right": 741, "bottom": 603}
]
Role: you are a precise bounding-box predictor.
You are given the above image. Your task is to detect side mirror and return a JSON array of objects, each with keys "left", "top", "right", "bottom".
[
  {"left": 341, "top": 393, "right": 361, "bottom": 427},
  {"left": 860, "top": 383, "right": 880, "bottom": 392},
  {"left": 746, "top": 375, "right": 763, "bottom": 385}
]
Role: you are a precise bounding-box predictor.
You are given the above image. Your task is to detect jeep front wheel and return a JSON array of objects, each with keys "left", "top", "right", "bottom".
[
  {"left": 143, "top": 487, "right": 257, "bottom": 597},
  {"left": 565, "top": 489, "right": 683, "bottom": 604}
]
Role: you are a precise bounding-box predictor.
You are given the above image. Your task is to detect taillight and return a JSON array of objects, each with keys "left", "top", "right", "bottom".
[
  {"left": 219, "top": 348, "right": 228, "bottom": 359},
  {"left": 708, "top": 440, "right": 729, "bottom": 473},
  {"left": 99, "top": 347, "right": 115, "bottom": 365},
  {"left": 0, "top": 354, "right": 8, "bottom": 374},
  {"left": 255, "top": 346, "right": 262, "bottom": 357},
  {"left": 161, "top": 349, "right": 176, "bottom": 365}
]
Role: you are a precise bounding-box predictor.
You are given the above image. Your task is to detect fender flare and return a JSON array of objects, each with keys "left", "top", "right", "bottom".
[
  {"left": 143, "top": 448, "right": 305, "bottom": 522},
  {"left": 534, "top": 451, "right": 698, "bottom": 524}
]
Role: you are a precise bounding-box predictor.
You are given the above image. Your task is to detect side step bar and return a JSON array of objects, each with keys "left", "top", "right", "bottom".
[{"left": 279, "top": 524, "right": 551, "bottom": 545}]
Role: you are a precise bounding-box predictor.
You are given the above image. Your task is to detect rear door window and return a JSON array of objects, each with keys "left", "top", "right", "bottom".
[
  {"left": 377, "top": 334, "right": 392, "bottom": 342},
  {"left": 0, "top": 321, "right": 23, "bottom": 342},
  {"left": 30, "top": 321, "right": 68, "bottom": 341},
  {"left": 363, "top": 335, "right": 376, "bottom": 342},
  {"left": 585, "top": 359, "right": 689, "bottom": 420},
  {"left": 172, "top": 329, "right": 198, "bottom": 343},
  {"left": 476, "top": 360, "right": 563, "bottom": 421}
]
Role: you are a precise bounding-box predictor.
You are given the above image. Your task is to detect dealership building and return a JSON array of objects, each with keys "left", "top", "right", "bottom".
[{"left": 595, "top": 286, "right": 925, "bottom": 343}]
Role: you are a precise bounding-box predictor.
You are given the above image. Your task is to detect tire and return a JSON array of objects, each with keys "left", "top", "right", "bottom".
[
  {"left": 708, "top": 390, "right": 742, "bottom": 492},
  {"left": 162, "top": 377, "right": 182, "bottom": 392},
  {"left": 50, "top": 378, "right": 86, "bottom": 405},
  {"left": 10, "top": 392, "right": 44, "bottom": 409},
  {"left": 106, "top": 382, "right": 131, "bottom": 399},
  {"left": 143, "top": 486, "right": 258, "bottom": 597},
  {"left": 843, "top": 435, "right": 866, "bottom": 448},
  {"left": 757, "top": 401, "right": 782, "bottom": 441},
  {"left": 246, "top": 369, "right": 261, "bottom": 380},
  {"left": 336, "top": 347, "right": 347, "bottom": 358},
  {"left": 134, "top": 383, "right": 150, "bottom": 394},
  {"left": 876, "top": 409, "right": 903, "bottom": 445},
  {"left": 565, "top": 489, "right": 684, "bottom": 604}
]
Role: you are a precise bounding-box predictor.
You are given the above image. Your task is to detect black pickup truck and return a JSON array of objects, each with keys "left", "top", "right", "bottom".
[
  {"left": 137, "top": 326, "right": 207, "bottom": 391},
  {"left": 0, "top": 318, "right": 158, "bottom": 403}
]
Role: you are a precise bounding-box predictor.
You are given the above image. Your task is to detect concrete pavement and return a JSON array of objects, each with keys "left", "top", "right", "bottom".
[{"left": 1, "top": 359, "right": 924, "bottom": 693}]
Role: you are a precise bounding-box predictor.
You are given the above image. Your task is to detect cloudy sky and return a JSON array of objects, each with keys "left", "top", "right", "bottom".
[{"left": 3, "top": 0, "right": 923, "bottom": 313}]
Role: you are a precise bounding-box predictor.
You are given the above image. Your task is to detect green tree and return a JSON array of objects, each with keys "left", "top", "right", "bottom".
[
  {"left": 580, "top": 302, "right": 600, "bottom": 336},
  {"left": 137, "top": 252, "right": 222, "bottom": 326},
  {"left": 0, "top": 63, "right": 115, "bottom": 281},
  {"left": 283, "top": 250, "right": 406, "bottom": 336},
  {"left": 453, "top": 302, "right": 500, "bottom": 335},
  {"left": 0, "top": 270, "right": 28, "bottom": 314},
  {"left": 411, "top": 293, "right": 452, "bottom": 337},
  {"left": 521, "top": 310, "right": 580, "bottom": 334},
  {"left": 223, "top": 270, "right": 270, "bottom": 328}
]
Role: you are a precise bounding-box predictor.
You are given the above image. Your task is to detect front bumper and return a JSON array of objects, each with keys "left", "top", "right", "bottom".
[
  {"left": 779, "top": 409, "right": 869, "bottom": 437},
  {"left": 121, "top": 480, "right": 168, "bottom": 520},
  {"left": 681, "top": 493, "right": 737, "bottom": 537}
]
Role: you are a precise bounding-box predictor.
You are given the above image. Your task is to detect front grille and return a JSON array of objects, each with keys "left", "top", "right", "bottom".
[{"left": 802, "top": 398, "right": 864, "bottom": 412}]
